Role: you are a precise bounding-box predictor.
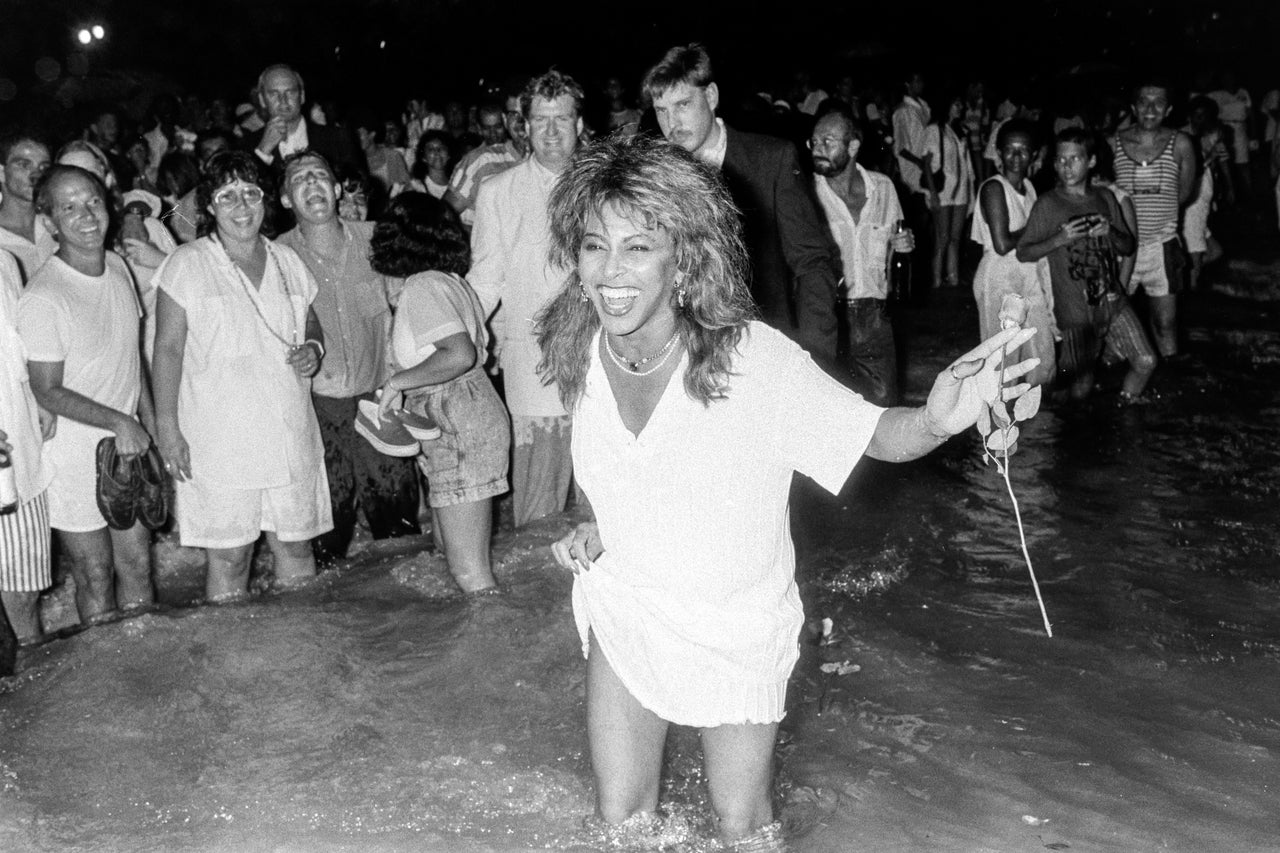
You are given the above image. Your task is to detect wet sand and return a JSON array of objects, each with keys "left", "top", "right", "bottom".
[{"left": 2, "top": 251, "right": 1278, "bottom": 852}]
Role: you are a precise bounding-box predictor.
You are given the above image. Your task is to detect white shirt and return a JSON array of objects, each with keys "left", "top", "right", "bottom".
[
  {"left": 154, "top": 237, "right": 323, "bottom": 489},
  {"left": 0, "top": 218, "right": 57, "bottom": 285},
  {"left": 571, "top": 323, "right": 884, "bottom": 726},
  {"left": 814, "top": 165, "right": 904, "bottom": 301},
  {"left": 17, "top": 253, "right": 142, "bottom": 494},
  {"left": 256, "top": 120, "right": 310, "bottom": 164},
  {"left": 467, "top": 157, "right": 569, "bottom": 417},
  {"left": 892, "top": 96, "right": 931, "bottom": 192},
  {"left": 0, "top": 250, "right": 49, "bottom": 502},
  {"left": 924, "top": 123, "right": 975, "bottom": 207},
  {"left": 695, "top": 118, "right": 729, "bottom": 170},
  {"left": 1261, "top": 89, "right": 1279, "bottom": 142},
  {"left": 391, "top": 271, "right": 489, "bottom": 372}
]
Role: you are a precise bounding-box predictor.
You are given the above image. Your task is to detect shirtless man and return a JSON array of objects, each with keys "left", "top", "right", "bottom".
[{"left": 1112, "top": 81, "right": 1197, "bottom": 359}]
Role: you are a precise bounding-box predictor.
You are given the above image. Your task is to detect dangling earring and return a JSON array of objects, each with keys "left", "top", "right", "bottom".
[
  {"left": 579, "top": 282, "right": 589, "bottom": 302},
  {"left": 675, "top": 287, "right": 687, "bottom": 309}
]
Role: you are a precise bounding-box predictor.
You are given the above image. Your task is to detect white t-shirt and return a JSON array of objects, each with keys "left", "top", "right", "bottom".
[
  {"left": 390, "top": 270, "right": 488, "bottom": 371},
  {"left": 571, "top": 323, "right": 884, "bottom": 727},
  {"left": 17, "top": 252, "right": 142, "bottom": 502}
]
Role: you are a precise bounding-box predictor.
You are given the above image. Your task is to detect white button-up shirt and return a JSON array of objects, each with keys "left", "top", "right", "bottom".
[
  {"left": 153, "top": 237, "right": 323, "bottom": 489},
  {"left": 891, "top": 96, "right": 931, "bottom": 193},
  {"left": 814, "top": 164, "right": 904, "bottom": 301}
]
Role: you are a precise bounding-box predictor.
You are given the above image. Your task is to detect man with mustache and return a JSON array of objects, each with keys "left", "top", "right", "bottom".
[{"left": 809, "top": 105, "right": 914, "bottom": 405}]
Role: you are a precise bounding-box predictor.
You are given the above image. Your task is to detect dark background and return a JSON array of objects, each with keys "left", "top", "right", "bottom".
[{"left": 0, "top": 0, "right": 1277, "bottom": 123}]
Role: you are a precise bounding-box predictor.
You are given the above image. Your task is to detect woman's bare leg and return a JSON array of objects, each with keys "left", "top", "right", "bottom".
[{"left": 587, "top": 634, "right": 669, "bottom": 823}]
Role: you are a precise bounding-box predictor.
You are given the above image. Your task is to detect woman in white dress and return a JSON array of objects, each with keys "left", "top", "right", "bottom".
[
  {"left": 537, "top": 136, "right": 1039, "bottom": 850},
  {"left": 924, "top": 94, "right": 976, "bottom": 288},
  {"left": 971, "top": 119, "right": 1056, "bottom": 386},
  {"left": 152, "top": 151, "right": 332, "bottom": 602}
]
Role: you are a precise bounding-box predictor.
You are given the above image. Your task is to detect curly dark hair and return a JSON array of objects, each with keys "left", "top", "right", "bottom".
[
  {"left": 196, "top": 149, "right": 270, "bottom": 238},
  {"left": 369, "top": 191, "right": 470, "bottom": 278}
]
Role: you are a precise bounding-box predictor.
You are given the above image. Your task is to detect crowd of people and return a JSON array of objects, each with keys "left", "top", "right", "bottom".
[{"left": 2, "top": 43, "right": 1277, "bottom": 850}]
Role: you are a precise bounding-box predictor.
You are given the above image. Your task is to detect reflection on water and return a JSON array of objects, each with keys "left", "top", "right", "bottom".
[{"left": 1, "top": 281, "right": 1278, "bottom": 851}]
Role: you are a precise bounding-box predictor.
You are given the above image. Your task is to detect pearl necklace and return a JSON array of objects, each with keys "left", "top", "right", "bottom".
[
  {"left": 603, "top": 331, "right": 680, "bottom": 377},
  {"left": 212, "top": 235, "right": 299, "bottom": 347}
]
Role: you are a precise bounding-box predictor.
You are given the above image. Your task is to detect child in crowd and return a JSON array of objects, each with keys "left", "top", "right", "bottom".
[
  {"left": 970, "top": 118, "right": 1056, "bottom": 387},
  {"left": 1017, "top": 129, "right": 1156, "bottom": 403},
  {"left": 370, "top": 193, "right": 509, "bottom": 595}
]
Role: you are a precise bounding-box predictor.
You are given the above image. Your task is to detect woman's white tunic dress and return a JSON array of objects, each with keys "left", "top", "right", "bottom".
[{"left": 571, "top": 323, "right": 884, "bottom": 727}]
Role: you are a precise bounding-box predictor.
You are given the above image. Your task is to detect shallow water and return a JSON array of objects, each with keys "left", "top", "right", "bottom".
[{"left": 1, "top": 261, "right": 1278, "bottom": 852}]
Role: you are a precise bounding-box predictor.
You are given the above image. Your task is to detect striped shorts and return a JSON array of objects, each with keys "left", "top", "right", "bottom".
[{"left": 0, "top": 490, "right": 52, "bottom": 592}]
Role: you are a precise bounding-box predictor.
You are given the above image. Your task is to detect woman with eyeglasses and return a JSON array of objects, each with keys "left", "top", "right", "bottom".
[{"left": 151, "top": 150, "right": 332, "bottom": 602}]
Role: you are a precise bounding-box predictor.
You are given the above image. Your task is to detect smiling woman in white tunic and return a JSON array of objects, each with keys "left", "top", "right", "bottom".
[
  {"left": 537, "top": 136, "right": 1039, "bottom": 851},
  {"left": 151, "top": 151, "right": 332, "bottom": 603}
]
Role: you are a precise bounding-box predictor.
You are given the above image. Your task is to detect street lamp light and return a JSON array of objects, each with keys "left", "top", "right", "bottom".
[
  {"left": 77, "top": 29, "right": 92, "bottom": 45},
  {"left": 91, "top": 25, "right": 105, "bottom": 40}
]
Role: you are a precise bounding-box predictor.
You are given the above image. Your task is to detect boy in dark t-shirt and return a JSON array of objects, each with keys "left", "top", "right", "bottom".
[{"left": 1018, "top": 129, "right": 1156, "bottom": 402}]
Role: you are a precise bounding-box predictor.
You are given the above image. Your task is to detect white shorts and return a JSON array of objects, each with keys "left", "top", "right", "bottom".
[
  {"left": 46, "top": 435, "right": 110, "bottom": 533},
  {"left": 174, "top": 467, "right": 333, "bottom": 550},
  {"left": 1182, "top": 174, "right": 1213, "bottom": 254},
  {"left": 0, "top": 491, "right": 52, "bottom": 592},
  {"left": 1129, "top": 240, "right": 1183, "bottom": 298}
]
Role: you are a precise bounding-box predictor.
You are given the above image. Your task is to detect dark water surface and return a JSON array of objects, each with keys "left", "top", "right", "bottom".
[{"left": 1, "top": 262, "right": 1277, "bottom": 852}]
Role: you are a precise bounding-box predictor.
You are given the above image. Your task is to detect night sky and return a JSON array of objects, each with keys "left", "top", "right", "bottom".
[{"left": 1, "top": 0, "right": 1277, "bottom": 119}]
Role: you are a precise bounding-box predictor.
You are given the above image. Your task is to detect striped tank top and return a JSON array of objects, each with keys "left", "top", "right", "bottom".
[{"left": 1112, "top": 133, "right": 1180, "bottom": 245}]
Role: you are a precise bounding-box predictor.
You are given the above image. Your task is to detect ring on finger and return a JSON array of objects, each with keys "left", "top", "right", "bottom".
[{"left": 949, "top": 364, "right": 962, "bottom": 381}]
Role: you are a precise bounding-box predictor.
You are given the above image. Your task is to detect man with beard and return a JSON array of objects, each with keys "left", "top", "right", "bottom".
[
  {"left": 0, "top": 133, "right": 55, "bottom": 283},
  {"left": 643, "top": 44, "right": 842, "bottom": 365},
  {"left": 276, "top": 151, "right": 420, "bottom": 563},
  {"left": 810, "top": 106, "right": 914, "bottom": 405}
]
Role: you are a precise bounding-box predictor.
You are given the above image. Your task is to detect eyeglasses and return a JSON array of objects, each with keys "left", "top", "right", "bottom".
[
  {"left": 807, "top": 136, "right": 846, "bottom": 151},
  {"left": 212, "top": 185, "right": 265, "bottom": 208}
]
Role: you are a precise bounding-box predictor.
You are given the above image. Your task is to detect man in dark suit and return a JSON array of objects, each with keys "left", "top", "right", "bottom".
[
  {"left": 244, "top": 64, "right": 363, "bottom": 180},
  {"left": 642, "top": 44, "right": 842, "bottom": 363}
]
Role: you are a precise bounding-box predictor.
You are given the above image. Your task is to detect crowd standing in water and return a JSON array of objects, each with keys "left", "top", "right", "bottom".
[{"left": 1, "top": 41, "right": 1278, "bottom": 849}]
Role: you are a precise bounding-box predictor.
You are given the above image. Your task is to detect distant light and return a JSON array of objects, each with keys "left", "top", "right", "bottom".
[
  {"left": 379, "top": 40, "right": 386, "bottom": 49},
  {"left": 77, "top": 29, "right": 92, "bottom": 45},
  {"left": 92, "top": 24, "right": 105, "bottom": 39}
]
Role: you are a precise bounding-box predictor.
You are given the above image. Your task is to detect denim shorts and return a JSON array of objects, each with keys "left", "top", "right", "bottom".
[{"left": 405, "top": 365, "right": 510, "bottom": 508}]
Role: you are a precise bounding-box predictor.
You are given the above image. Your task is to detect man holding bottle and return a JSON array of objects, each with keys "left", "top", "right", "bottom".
[{"left": 809, "top": 105, "right": 915, "bottom": 406}]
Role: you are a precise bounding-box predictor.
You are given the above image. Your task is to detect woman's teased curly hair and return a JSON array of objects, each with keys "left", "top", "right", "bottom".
[{"left": 535, "top": 134, "right": 754, "bottom": 409}]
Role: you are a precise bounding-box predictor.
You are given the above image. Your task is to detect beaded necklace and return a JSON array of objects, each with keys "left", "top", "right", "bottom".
[
  {"left": 603, "top": 330, "right": 680, "bottom": 377},
  {"left": 212, "top": 234, "right": 300, "bottom": 347}
]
